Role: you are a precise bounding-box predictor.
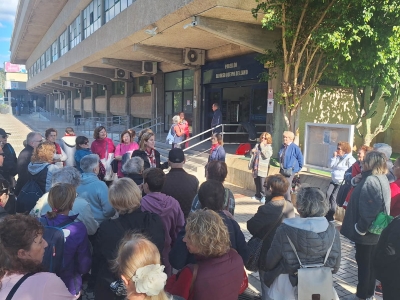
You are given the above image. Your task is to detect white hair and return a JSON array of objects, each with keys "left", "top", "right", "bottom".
[{"left": 80, "top": 154, "right": 99, "bottom": 173}]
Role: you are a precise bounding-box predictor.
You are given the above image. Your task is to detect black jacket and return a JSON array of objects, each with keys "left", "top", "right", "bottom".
[
  {"left": 161, "top": 168, "right": 199, "bottom": 218},
  {"left": 0, "top": 206, "right": 8, "bottom": 221},
  {"left": 247, "top": 199, "right": 295, "bottom": 271},
  {"left": 169, "top": 211, "right": 248, "bottom": 270},
  {"left": 15, "top": 145, "right": 34, "bottom": 195},
  {"left": 131, "top": 149, "right": 167, "bottom": 170},
  {"left": 375, "top": 215, "right": 400, "bottom": 282},
  {"left": 94, "top": 207, "right": 165, "bottom": 300},
  {"left": 0, "top": 143, "right": 17, "bottom": 180}
]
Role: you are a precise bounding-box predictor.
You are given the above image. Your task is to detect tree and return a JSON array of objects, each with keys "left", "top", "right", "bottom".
[
  {"left": 252, "top": 0, "right": 338, "bottom": 133},
  {"left": 254, "top": 0, "right": 400, "bottom": 145},
  {"left": 325, "top": 1, "right": 400, "bottom": 145}
]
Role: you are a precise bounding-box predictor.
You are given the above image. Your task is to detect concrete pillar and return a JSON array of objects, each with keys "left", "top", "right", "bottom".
[
  {"left": 80, "top": 89, "right": 85, "bottom": 116},
  {"left": 8, "top": 91, "right": 12, "bottom": 114},
  {"left": 91, "top": 84, "right": 97, "bottom": 117},
  {"left": 58, "top": 93, "right": 62, "bottom": 117},
  {"left": 105, "top": 84, "right": 112, "bottom": 118},
  {"left": 124, "top": 81, "right": 132, "bottom": 119},
  {"left": 80, "top": 11, "right": 84, "bottom": 42},
  {"left": 64, "top": 93, "right": 68, "bottom": 120},
  {"left": 192, "top": 68, "right": 201, "bottom": 135}
]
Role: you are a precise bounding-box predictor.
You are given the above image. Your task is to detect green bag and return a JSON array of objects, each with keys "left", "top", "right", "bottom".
[{"left": 368, "top": 212, "right": 393, "bottom": 235}]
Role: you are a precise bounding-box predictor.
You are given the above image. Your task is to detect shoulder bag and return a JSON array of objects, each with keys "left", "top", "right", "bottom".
[
  {"left": 245, "top": 201, "right": 286, "bottom": 272},
  {"left": 6, "top": 273, "right": 35, "bottom": 300},
  {"left": 368, "top": 175, "right": 393, "bottom": 235},
  {"left": 286, "top": 229, "right": 337, "bottom": 300}
]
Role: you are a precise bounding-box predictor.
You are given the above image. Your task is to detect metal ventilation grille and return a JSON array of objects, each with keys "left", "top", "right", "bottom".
[
  {"left": 186, "top": 49, "right": 198, "bottom": 62},
  {"left": 143, "top": 62, "right": 154, "bottom": 73},
  {"left": 116, "top": 69, "right": 126, "bottom": 78}
]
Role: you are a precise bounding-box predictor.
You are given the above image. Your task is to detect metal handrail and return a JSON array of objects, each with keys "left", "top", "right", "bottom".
[{"left": 130, "top": 117, "right": 162, "bottom": 132}]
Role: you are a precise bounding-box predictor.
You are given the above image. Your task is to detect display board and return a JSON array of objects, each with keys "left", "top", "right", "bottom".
[{"left": 303, "top": 123, "right": 355, "bottom": 170}]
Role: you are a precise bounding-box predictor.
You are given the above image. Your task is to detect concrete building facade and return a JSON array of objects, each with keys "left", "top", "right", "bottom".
[{"left": 10, "top": 0, "right": 282, "bottom": 137}]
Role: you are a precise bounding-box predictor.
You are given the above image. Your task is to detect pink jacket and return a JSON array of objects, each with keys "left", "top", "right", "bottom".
[{"left": 114, "top": 142, "right": 139, "bottom": 177}]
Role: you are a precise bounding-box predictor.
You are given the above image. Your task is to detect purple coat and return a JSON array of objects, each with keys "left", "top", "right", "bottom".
[
  {"left": 42, "top": 214, "right": 92, "bottom": 295},
  {"left": 141, "top": 192, "right": 185, "bottom": 276}
]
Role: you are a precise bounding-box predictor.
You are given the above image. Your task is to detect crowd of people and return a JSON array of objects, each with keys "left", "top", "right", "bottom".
[{"left": 0, "top": 122, "right": 400, "bottom": 300}]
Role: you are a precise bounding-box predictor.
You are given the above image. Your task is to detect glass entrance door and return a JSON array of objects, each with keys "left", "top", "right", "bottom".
[{"left": 204, "top": 88, "right": 222, "bottom": 131}]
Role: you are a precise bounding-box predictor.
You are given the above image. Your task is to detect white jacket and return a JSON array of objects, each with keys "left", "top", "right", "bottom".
[{"left": 330, "top": 154, "right": 356, "bottom": 184}]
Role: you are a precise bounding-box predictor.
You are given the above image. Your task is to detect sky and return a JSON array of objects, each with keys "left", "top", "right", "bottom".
[{"left": 0, "top": 0, "right": 19, "bottom": 68}]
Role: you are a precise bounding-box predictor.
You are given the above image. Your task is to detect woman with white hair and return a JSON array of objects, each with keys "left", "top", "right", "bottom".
[
  {"left": 263, "top": 187, "right": 341, "bottom": 299},
  {"left": 341, "top": 151, "right": 391, "bottom": 300},
  {"left": 122, "top": 157, "right": 145, "bottom": 186},
  {"left": 169, "top": 115, "right": 184, "bottom": 149}
]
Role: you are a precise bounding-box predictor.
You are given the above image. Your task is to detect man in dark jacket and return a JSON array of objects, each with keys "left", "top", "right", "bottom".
[
  {"left": 211, "top": 102, "right": 222, "bottom": 133},
  {"left": 15, "top": 132, "right": 43, "bottom": 195},
  {"left": 0, "top": 129, "right": 17, "bottom": 186},
  {"left": 161, "top": 148, "right": 199, "bottom": 218}
]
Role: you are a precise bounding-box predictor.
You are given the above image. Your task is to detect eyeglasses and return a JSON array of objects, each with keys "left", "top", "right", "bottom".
[
  {"left": 261, "top": 137, "right": 267, "bottom": 140},
  {"left": 83, "top": 141, "right": 89, "bottom": 145},
  {"left": 337, "top": 148, "right": 342, "bottom": 150}
]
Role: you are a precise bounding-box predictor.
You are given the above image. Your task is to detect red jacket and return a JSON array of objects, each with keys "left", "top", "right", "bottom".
[
  {"left": 390, "top": 179, "right": 400, "bottom": 217},
  {"left": 167, "top": 249, "right": 243, "bottom": 300},
  {"left": 90, "top": 138, "right": 115, "bottom": 159}
]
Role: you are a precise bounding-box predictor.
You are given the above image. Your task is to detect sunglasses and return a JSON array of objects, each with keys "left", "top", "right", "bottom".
[{"left": 337, "top": 148, "right": 342, "bottom": 150}]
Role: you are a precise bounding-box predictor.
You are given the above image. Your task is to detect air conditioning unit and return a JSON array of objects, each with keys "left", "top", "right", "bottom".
[
  {"left": 141, "top": 61, "right": 157, "bottom": 75},
  {"left": 85, "top": 81, "right": 94, "bottom": 86},
  {"left": 184, "top": 48, "right": 205, "bottom": 65},
  {"left": 115, "top": 69, "right": 130, "bottom": 79},
  {"left": 62, "top": 80, "right": 69, "bottom": 86}
]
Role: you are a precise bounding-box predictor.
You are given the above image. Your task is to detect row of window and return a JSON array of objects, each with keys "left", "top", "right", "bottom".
[{"left": 28, "top": 0, "right": 136, "bottom": 79}]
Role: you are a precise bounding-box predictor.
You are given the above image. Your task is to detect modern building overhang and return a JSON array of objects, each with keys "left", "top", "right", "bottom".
[{"left": 10, "top": 0, "right": 280, "bottom": 91}]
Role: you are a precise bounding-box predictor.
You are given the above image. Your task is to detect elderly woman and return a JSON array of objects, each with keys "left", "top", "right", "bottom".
[
  {"left": 278, "top": 131, "right": 303, "bottom": 201},
  {"left": 30, "top": 166, "right": 99, "bottom": 235},
  {"left": 131, "top": 131, "right": 167, "bottom": 169},
  {"left": 45, "top": 127, "right": 67, "bottom": 167},
  {"left": 76, "top": 154, "right": 114, "bottom": 225},
  {"left": 208, "top": 133, "right": 225, "bottom": 163},
  {"left": 247, "top": 174, "right": 295, "bottom": 300},
  {"left": 0, "top": 178, "right": 10, "bottom": 220},
  {"left": 326, "top": 141, "right": 356, "bottom": 221},
  {"left": 41, "top": 183, "right": 91, "bottom": 296},
  {"left": 341, "top": 151, "right": 391, "bottom": 300},
  {"left": 112, "top": 233, "right": 183, "bottom": 300},
  {"left": 75, "top": 136, "right": 92, "bottom": 173},
  {"left": 264, "top": 187, "right": 341, "bottom": 299},
  {"left": 169, "top": 115, "right": 185, "bottom": 149},
  {"left": 191, "top": 161, "right": 235, "bottom": 215},
  {"left": 0, "top": 214, "right": 75, "bottom": 299},
  {"left": 114, "top": 130, "right": 139, "bottom": 178},
  {"left": 122, "top": 156, "right": 145, "bottom": 186},
  {"left": 166, "top": 209, "right": 244, "bottom": 300},
  {"left": 95, "top": 178, "right": 165, "bottom": 300},
  {"left": 250, "top": 132, "right": 273, "bottom": 203},
  {"left": 179, "top": 112, "right": 190, "bottom": 149},
  {"left": 170, "top": 180, "right": 248, "bottom": 270}
]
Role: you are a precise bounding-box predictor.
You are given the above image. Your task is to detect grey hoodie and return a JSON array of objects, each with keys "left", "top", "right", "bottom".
[{"left": 28, "top": 162, "right": 61, "bottom": 193}]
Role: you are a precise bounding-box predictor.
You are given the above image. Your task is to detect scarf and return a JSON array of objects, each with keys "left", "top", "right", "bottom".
[
  {"left": 210, "top": 144, "right": 219, "bottom": 154},
  {"left": 146, "top": 148, "right": 156, "bottom": 168}
]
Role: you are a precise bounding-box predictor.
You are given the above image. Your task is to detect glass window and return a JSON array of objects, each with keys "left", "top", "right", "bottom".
[
  {"left": 52, "top": 40, "right": 58, "bottom": 62},
  {"left": 40, "top": 54, "right": 45, "bottom": 71},
  {"left": 112, "top": 82, "right": 125, "bottom": 95},
  {"left": 69, "top": 15, "right": 81, "bottom": 49},
  {"left": 36, "top": 59, "right": 41, "bottom": 73},
  {"left": 84, "top": 87, "right": 92, "bottom": 96},
  {"left": 165, "top": 71, "right": 183, "bottom": 91},
  {"left": 45, "top": 47, "right": 51, "bottom": 67},
  {"left": 60, "top": 29, "right": 69, "bottom": 56},
  {"left": 84, "top": 0, "right": 101, "bottom": 39},
  {"left": 133, "top": 76, "right": 151, "bottom": 93},
  {"left": 183, "top": 69, "right": 194, "bottom": 89},
  {"left": 97, "top": 84, "right": 105, "bottom": 96},
  {"left": 105, "top": 0, "right": 133, "bottom": 23}
]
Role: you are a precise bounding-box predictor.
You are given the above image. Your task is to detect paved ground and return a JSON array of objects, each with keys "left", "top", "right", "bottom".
[{"left": 0, "top": 112, "right": 382, "bottom": 300}]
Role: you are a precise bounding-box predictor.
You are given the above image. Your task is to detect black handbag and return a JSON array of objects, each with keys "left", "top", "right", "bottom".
[
  {"left": 245, "top": 201, "right": 286, "bottom": 272},
  {"left": 111, "top": 159, "right": 119, "bottom": 173}
]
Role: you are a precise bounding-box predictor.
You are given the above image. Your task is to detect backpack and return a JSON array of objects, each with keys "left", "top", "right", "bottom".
[
  {"left": 166, "top": 126, "right": 175, "bottom": 144},
  {"left": 16, "top": 180, "right": 44, "bottom": 213},
  {"left": 286, "top": 229, "right": 337, "bottom": 300},
  {"left": 39, "top": 217, "right": 74, "bottom": 274}
]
